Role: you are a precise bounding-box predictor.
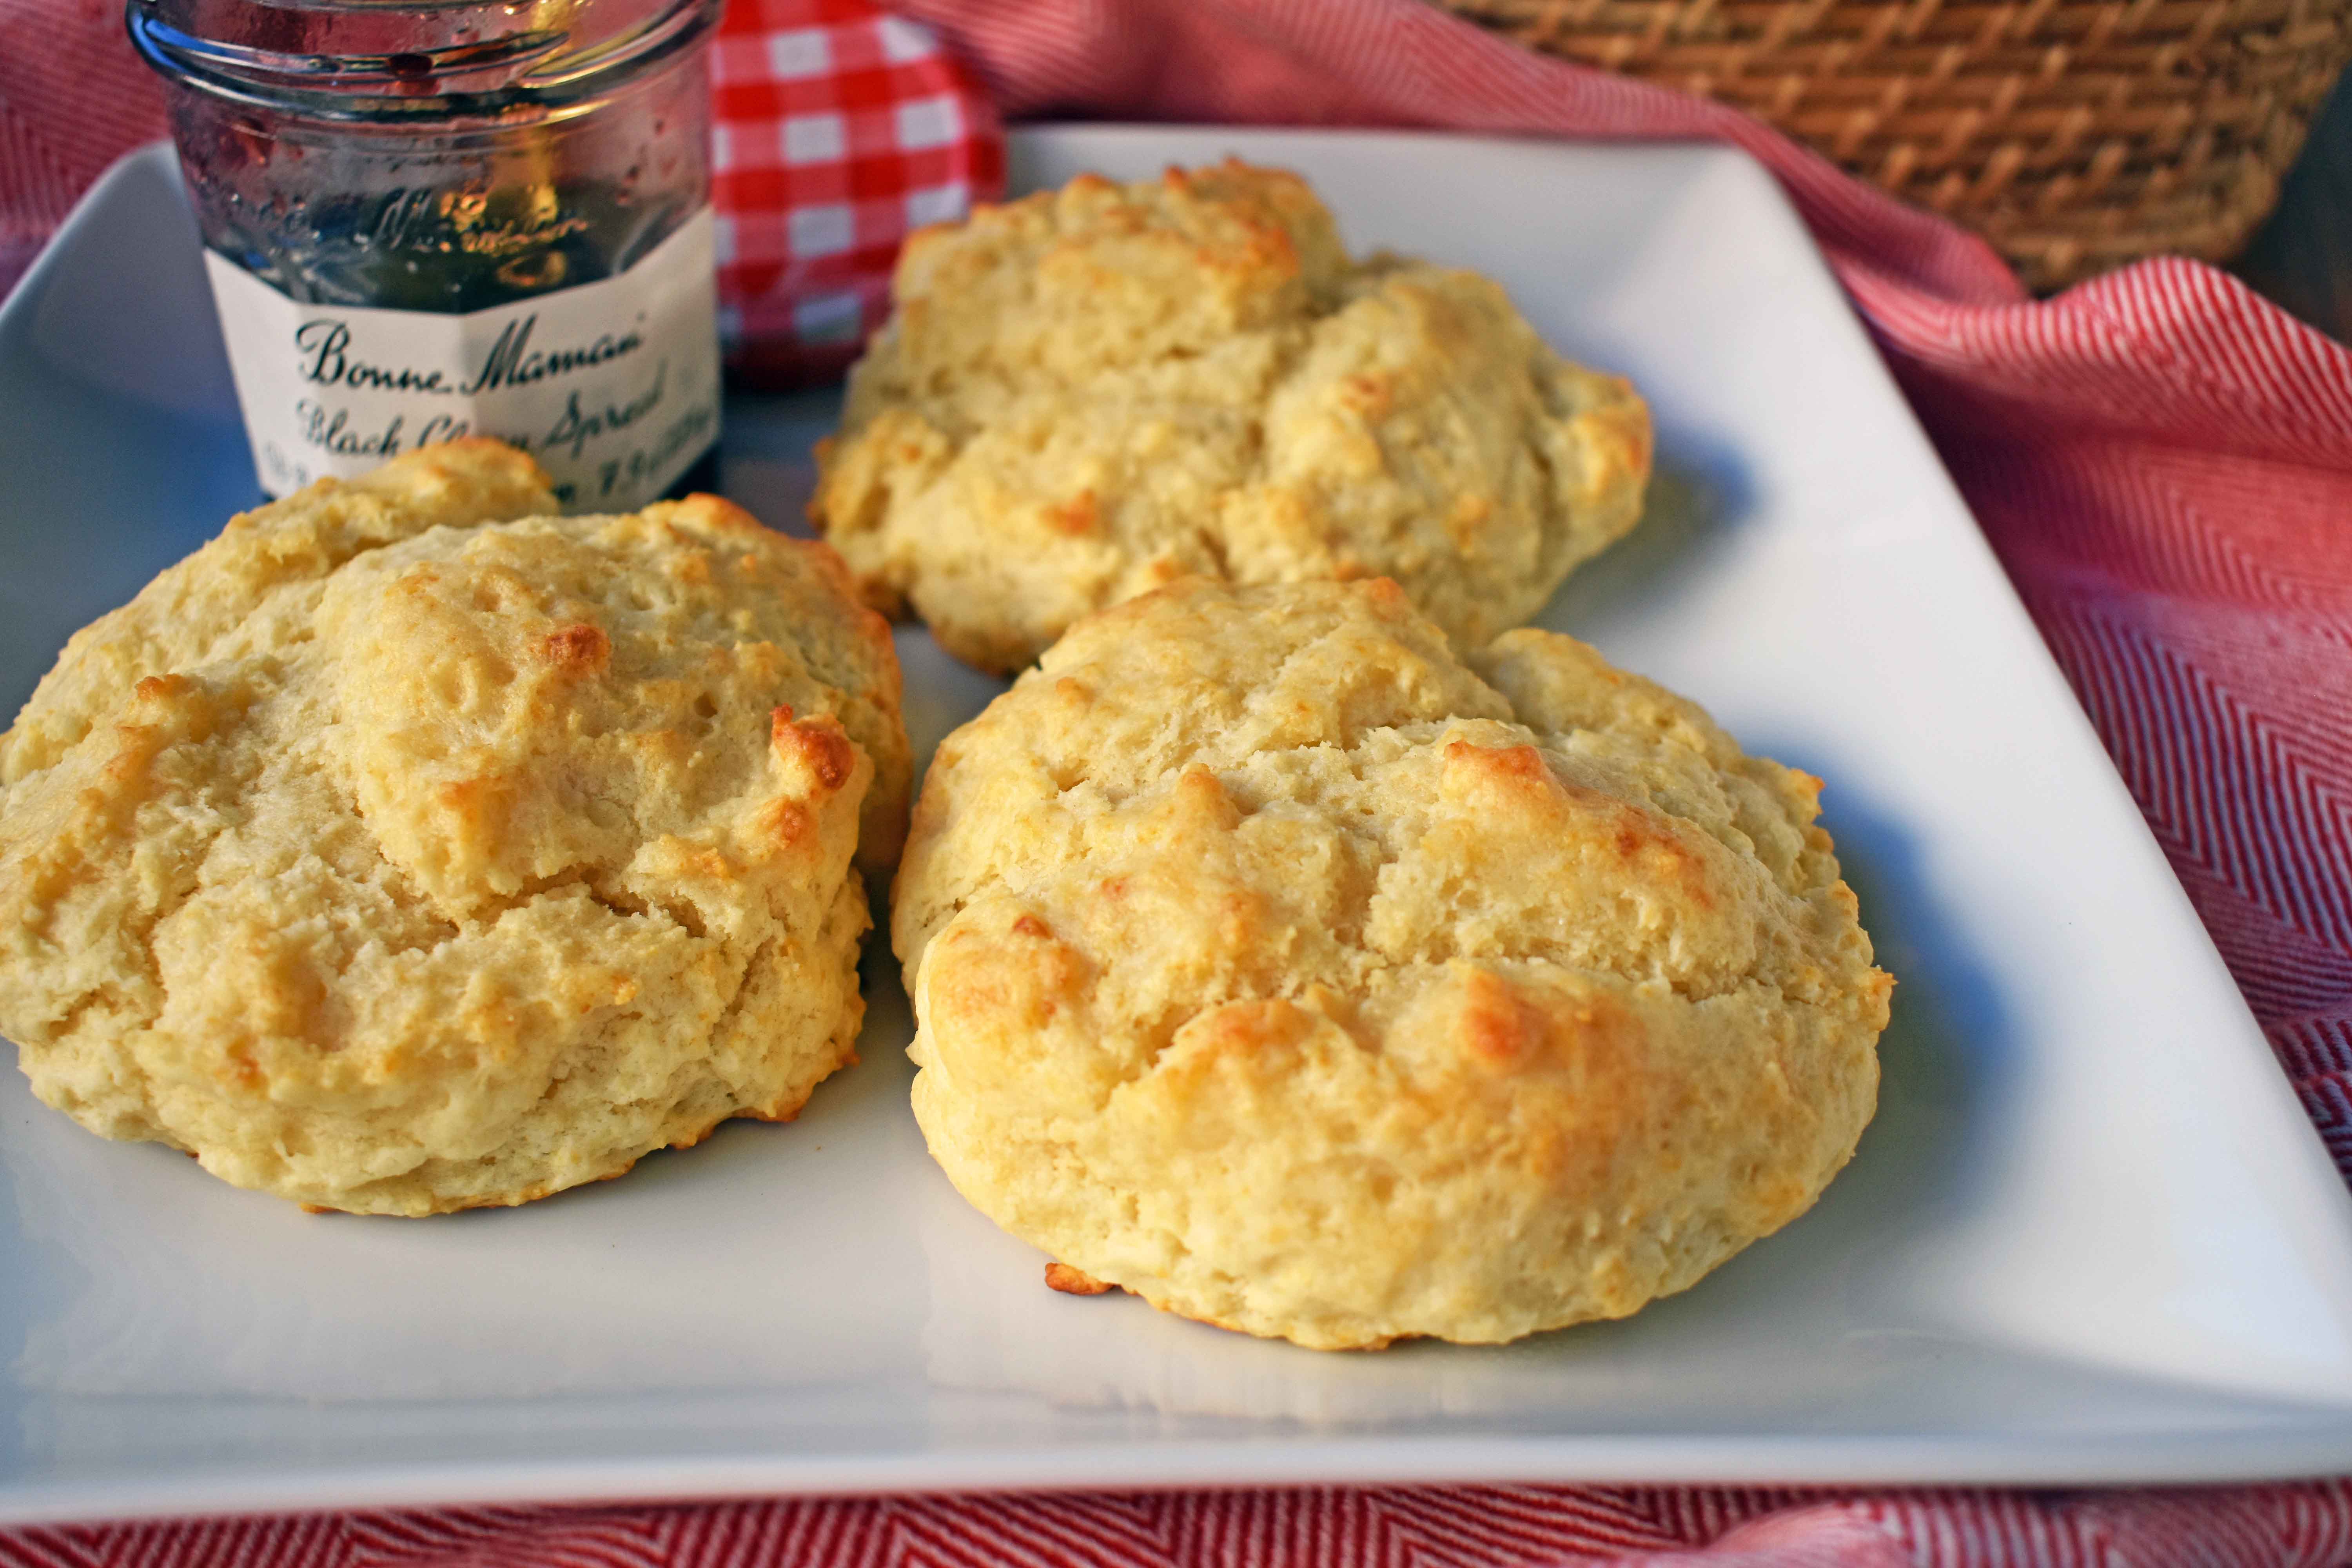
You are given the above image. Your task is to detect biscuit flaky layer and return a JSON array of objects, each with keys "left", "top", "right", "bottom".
[
  {"left": 0, "top": 441, "right": 910, "bottom": 1216},
  {"left": 894, "top": 577, "right": 1890, "bottom": 1349},
  {"left": 814, "top": 160, "right": 1653, "bottom": 673}
]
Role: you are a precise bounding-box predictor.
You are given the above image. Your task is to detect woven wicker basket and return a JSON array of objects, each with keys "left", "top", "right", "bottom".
[{"left": 1438, "top": 0, "right": 2352, "bottom": 288}]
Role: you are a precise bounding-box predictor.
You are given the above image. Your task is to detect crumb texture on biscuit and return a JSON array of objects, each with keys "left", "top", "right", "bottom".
[
  {"left": 893, "top": 578, "right": 1889, "bottom": 1349},
  {"left": 0, "top": 446, "right": 910, "bottom": 1215},
  {"left": 813, "top": 160, "right": 1652, "bottom": 673}
]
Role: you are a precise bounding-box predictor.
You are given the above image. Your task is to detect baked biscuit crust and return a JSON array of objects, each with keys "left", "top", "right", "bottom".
[
  {"left": 0, "top": 442, "right": 910, "bottom": 1216},
  {"left": 894, "top": 577, "right": 1889, "bottom": 1349},
  {"left": 814, "top": 160, "right": 1652, "bottom": 674}
]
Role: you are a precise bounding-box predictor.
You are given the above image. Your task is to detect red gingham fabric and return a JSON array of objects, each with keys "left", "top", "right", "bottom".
[
  {"left": 710, "top": 0, "right": 1002, "bottom": 383},
  {"left": 4, "top": 0, "right": 2352, "bottom": 1563}
]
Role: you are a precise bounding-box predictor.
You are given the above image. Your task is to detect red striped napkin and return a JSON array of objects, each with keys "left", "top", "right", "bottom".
[{"left": 4, "top": 0, "right": 2352, "bottom": 1562}]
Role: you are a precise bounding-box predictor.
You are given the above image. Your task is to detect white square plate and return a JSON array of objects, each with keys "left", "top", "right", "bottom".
[{"left": 5, "top": 129, "right": 2352, "bottom": 1524}]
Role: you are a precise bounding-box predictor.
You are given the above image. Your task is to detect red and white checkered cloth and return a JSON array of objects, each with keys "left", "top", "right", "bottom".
[
  {"left": 710, "top": 0, "right": 1001, "bottom": 382},
  {"left": 5, "top": 0, "right": 2352, "bottom": 1563}
]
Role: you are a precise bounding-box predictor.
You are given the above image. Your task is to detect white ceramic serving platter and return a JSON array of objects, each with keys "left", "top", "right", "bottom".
[{"left": 4, "top": 128, "right": 2352, "bottom": 1525}]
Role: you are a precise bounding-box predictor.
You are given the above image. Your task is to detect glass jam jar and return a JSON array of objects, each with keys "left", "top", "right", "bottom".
[{"left": 130, "top": 0, "right": 722, "bottom": 510}]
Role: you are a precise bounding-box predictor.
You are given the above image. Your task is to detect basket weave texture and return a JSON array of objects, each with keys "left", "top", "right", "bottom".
[{"left": 1437, "top": 0, "right": 2352, "bottom": 287}]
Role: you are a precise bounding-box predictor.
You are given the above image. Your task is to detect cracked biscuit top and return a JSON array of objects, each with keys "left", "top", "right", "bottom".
[
  {"left": 813, "top": 159, "right": 1652, "bottom": 674},
  {"left": 0, "top": 440, "right": 909, "bottom": 1215},
  {"left": 893, "top": 577, "right": 1889, "bottom": 1349}
]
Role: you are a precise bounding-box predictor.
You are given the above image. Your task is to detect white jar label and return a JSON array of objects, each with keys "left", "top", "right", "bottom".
[{"left": 203, "top": 206, "right": 722, "bottom": 512}]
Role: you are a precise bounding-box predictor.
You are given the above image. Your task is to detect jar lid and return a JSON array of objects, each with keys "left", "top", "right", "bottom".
[{"left": 128, "top": 0, "right": 718, "bottom": 120}]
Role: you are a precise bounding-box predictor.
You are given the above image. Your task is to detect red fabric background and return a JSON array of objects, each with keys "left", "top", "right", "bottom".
[
  {"left": 0, "top": 0, "right": 168, "bottom": 298},
  {"left": 2, "top": 0, "right": 2351, "bottom": 1561},
  {"left": 711, "top": 0, "right": 1005, "bottom": 382}
]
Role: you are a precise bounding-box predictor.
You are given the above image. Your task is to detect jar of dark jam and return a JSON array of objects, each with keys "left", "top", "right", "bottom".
[{"left": 130, "top": 0, "right": 722, "bottom": 509}]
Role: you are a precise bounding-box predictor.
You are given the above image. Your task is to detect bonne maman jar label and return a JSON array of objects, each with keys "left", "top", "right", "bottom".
[{"left": 204, "top": 207, "right": 721, "bottom": 511}]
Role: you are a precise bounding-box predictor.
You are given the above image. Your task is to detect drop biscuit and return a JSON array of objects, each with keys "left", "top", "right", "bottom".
[
  {"left": 0, "top": 441, "right": 909, "bottom": 1215},
  {"left": 814, "top": 160, "right": 1651, "bottom": 673},
  {"left": 893, "top": 577, "right": 1889, "bottom": 1348}
]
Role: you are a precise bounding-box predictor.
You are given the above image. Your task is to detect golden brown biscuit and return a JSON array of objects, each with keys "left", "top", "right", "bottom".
[
  {"left": 814, "top": 160, "right": 1651, "bottom": 674},
  {"left": 893, "top": 577, "right": 1889, "bottom": 1348},
  {"left": 0, "top": 442, "right": 910, "bottom": 1215}
]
